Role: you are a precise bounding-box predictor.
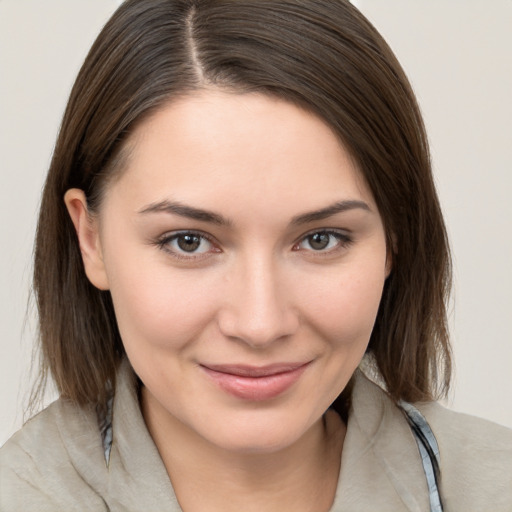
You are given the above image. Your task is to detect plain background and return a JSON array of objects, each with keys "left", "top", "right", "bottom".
[{"left": 1, "top": 0, "right": 511, "bottom": 446}]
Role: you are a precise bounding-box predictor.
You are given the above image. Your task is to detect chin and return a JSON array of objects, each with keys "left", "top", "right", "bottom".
[
  {"left": 210, "top": 433, "right": 301, "bottom": 455},
  {"left": 196, "top": 412, "right": 316, "bottom": 455}
]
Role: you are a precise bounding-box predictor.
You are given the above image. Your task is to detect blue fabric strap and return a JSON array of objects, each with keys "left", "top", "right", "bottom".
[
  {"left": 97, "top": 393, "right": 114, "bottom": 467},
  {"left": 399, "top": 401, "right": 443, "bottom": 512}
]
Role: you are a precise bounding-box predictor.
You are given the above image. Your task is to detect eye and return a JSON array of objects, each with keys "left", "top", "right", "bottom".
[
  {"left": 156, "top": 231, "right": 218, "bottom": 258},
  {"left": 295, "top": 230, "right": 352, "bottom": 252},
  {"left": 173, "top": 233, "right": 208, "bottom": 253}
]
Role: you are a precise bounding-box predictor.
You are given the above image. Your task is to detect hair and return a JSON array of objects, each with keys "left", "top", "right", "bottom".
[{"left": 33, "top": 0, "right": 451, "bottom": 412}]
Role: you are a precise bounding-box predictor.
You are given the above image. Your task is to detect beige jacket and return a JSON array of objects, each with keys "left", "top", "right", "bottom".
[{"left": 1, "top": 360, "right": 511, "bottom": 511}]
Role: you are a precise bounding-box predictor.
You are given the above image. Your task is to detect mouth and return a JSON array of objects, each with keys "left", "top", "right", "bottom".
[{"left": 200, "top": 362, "right": 311, "bottom": 401}]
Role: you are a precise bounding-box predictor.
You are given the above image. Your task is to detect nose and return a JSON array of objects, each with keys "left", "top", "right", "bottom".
[{"left": 217, "top": 255, "right": 299, "bottom": 349}]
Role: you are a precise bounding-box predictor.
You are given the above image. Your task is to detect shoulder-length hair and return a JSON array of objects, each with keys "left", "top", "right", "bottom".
[{"left": 34, "top": 0, "right": 451, "bottom": 409}]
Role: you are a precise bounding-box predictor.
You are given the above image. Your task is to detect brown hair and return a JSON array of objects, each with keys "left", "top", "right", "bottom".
[{"left": 33, "top": 0, "right": 451, "bottom": 409}]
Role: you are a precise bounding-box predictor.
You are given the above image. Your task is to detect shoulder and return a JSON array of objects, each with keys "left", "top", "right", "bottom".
[
  {"left": 0, "top": 398, "right": 108, "bottom": 512},
  {"left": 352, "top": 368, "right": 512, "bottom": 510},
  {"left": 416, "top": 400, "right": 512, "bottom": 510}
]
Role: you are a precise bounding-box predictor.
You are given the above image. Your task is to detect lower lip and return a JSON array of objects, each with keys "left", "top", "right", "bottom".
[{"left": 201, "top": 364, "right": 309, "bottom": 401}]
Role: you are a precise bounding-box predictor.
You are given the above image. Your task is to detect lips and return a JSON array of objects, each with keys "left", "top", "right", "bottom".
[{"left": 200, "top": 362, "right": 310, "bottom": 401}]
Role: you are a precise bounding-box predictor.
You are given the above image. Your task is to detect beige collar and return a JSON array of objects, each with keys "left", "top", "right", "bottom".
[
  {"left": 105, "top": 360, "right": 429, "bottom": 511},
  {"left": 331, "top": 369, "right": 430, "bottom": 511}
]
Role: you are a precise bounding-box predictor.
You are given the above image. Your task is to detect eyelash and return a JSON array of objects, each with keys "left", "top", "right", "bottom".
[
  {"left": 292, "top": 229, "right": 353, "bottom": 255},
  {"left": 154, "top": 230, "right": 219, "bottom": 261},
  {"left": 154, "top": 229, "right": 353, "bottom": 261}
]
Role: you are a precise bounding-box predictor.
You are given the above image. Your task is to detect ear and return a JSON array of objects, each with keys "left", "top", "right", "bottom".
[{"left": 64, "top": 189, "right": 110, "bottom": 290}]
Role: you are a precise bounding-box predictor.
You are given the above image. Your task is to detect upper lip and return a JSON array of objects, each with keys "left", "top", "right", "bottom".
[{"left": 201, "top": 362, "right": 310, "bottom": 377}]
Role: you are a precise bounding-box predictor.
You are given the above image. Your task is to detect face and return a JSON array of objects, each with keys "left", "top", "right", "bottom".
[{"left": 69, "top": 90, "right": 390, "bottom": 454}]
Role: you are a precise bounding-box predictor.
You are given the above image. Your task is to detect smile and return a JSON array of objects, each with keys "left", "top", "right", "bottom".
[{"left": 200, "top": 362, "right": 311, "bottom": 401}]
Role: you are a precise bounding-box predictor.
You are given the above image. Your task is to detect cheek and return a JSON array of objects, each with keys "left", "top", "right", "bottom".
[
  {"left": 105, "top": 252, "right": 222, "bottom": 353},
  {"left": 298, "top": 259, "right": 386, "bottom": 346}
]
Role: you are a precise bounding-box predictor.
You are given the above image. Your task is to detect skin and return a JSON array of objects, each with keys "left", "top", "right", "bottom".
[{"left": 65, "top": 90, "right": 391, "bottom": 512}]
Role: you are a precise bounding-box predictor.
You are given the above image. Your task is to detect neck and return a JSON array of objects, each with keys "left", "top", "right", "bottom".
[{"left": 141, "top": 388, "right": 345, "bottom": 512}]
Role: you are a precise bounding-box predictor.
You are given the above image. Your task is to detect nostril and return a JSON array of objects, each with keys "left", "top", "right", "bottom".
[{"left": 217, "top": 307, "right": 299, "bottom": 348}]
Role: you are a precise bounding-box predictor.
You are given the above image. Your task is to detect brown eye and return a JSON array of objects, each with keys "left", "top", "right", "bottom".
[
  {"left": 295, "top": 230, "right": 352, "bottom": 253},
  {"left": 158, "top": 231, "right": 215, "bottom": 257},
  {"left": 307, "top": 232, "right": 331, "bottom": 250},
  {"left": 177, "top": 234, "right": 202, "bottom": 252}
]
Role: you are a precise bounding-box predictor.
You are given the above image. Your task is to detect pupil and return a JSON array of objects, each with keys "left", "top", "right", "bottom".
[
  {"left": 177, "top": 234, "right": 201, "bottom": 252},
  {"left": 309, "top": 233, "right": 329, "bottom": 250}
]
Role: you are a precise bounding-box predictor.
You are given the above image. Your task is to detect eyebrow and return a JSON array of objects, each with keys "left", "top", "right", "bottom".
[
  {"left": 138, "top": 200, "right": 231, "bottom": 226},
  {"left": 290, "top": 200, "right": 371, "bottom": 225},
  {"left": 138, "top": 199, "right": 371, "bottom": 226}
]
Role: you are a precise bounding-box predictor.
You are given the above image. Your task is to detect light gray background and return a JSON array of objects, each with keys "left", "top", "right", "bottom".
[{"left": 1, "top": 0, "right": 511, "bottom": 445}]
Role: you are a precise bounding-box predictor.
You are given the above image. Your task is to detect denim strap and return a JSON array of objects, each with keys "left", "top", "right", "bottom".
[{"left": 399, "top": 400, "right": 443, "bottom": 512}]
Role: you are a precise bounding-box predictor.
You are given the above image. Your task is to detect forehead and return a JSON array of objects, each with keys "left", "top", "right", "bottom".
[{"left": 105, "top": 90, "right": 375, "bottom": 218}]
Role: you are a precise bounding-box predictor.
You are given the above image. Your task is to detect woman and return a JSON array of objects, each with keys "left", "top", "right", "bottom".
[{"left": 1, "top": 1, "right": 511, "bottom": 511}]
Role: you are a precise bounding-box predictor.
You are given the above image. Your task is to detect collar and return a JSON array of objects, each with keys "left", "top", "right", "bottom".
[
  {"left": 103, "top": 360, "right": 430, "bottom": 511},
  {"left": 330, "top": 369, "right": 430, "bottom": 511}
]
